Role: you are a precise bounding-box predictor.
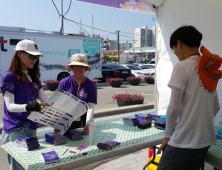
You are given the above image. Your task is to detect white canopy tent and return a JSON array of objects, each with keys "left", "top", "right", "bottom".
[{"left": 140, "top": 0, "right": 222, "bottom": 126}]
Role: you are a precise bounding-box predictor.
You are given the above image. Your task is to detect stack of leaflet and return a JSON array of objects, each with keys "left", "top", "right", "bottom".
[
  {"left": 45, "top": 132, "right": 66, "bottom": 146},
  {"left": 64, "top": 129, "right": 83, "bottom": 141},
  {"left": 15, "top": 137, "right": 40, "bottom": 151},
  {"left": 122, "top": 117, "right": 140, "bottom": 126}
]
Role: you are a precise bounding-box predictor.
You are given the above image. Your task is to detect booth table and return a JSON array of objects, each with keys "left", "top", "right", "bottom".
[
  {"left": 205, "top": 139, "right": 222, "bottom": 169},
  {"left": 1, "top": 121, "right": 164, "bottom": 170}
]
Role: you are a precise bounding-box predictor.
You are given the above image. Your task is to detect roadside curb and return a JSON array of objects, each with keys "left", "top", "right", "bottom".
[{"left": 0, "top": 103, "right": 154, "bottom": 134}]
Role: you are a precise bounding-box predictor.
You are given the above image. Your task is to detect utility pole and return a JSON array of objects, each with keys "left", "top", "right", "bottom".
[
  {"left": 92, "top": 15, "right": 94, "bottom": 35},
  {"left": 117, "top": 30, "right": 120, "bottom": 64},
  {"left": 60, "top": 0, "right": 64, "bottom": 34},
  {"left": 80, "top": 20, "right": 82, "bottom": 34}
]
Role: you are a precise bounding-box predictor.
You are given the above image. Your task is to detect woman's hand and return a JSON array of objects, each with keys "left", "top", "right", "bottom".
[
  {"left": 39, "top": 102, "right": 48, "bottom": 111},
  {"left": 157, "top": 137, "right": 170, "bottom": 154},
  {"left": 82, "top": 124, "right": 89, "bottom": 135}
]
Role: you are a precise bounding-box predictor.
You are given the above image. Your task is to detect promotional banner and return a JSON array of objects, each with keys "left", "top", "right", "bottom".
[{"left": 75, "top": 0, "right": 155, "bottom": 14}]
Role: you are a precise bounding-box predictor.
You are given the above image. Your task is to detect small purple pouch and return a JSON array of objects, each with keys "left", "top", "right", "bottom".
[
  {"left": 135, "top": 114, "right": 146, "bottom": 123},
  {"left": 147, "top": 114, "right": 160, "bottom": 120},
  {"left": 97, "top": 141, "right": 121, "bottom": 150}
]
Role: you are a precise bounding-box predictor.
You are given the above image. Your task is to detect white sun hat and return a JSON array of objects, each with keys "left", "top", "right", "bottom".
[
  {"left": 15, "top": 39, "right": 44, "bottom": 57},
  {"left": 65, "top": 53, "right": 92, "bottom": 72}
]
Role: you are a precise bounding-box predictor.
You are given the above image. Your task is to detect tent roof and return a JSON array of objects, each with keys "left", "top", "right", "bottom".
[{"left": 139, "top": 0, "right": 165, "bottom": 7}]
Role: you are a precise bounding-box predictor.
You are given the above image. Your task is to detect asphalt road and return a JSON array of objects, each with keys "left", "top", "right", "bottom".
[{"left": 0, "top": 82, "right": 154, "bottom": 125}]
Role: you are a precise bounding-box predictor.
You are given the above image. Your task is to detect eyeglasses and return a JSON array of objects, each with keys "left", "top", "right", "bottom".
[
  {"left": 71, "top": 65, "right": 84, "bottom": 69},
  {"left": 22, "top": 51, "right": 40, "bottom": 60},
  {"left": 171, "top": 49, "right": 175, "bottom": 53}
]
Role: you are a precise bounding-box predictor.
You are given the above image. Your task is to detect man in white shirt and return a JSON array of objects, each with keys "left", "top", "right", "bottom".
[{"left": 157, "top": 25, "right": 220, "bottom": 170}]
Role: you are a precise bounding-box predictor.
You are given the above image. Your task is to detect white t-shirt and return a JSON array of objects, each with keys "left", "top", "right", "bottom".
[{"left": 166, "top": 55, "right": 220, "bottom": 149}]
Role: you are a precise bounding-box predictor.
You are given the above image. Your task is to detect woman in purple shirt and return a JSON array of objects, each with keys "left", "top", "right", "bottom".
[
  {"left": 1, "top": 40, "right": 48, "bottom": 170},
  {"left": 55, "top": 53, "right": 97, "bottom": 134}
]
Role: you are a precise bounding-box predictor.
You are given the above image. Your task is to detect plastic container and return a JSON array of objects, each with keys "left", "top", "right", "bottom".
[
  {"left": 148, "top": 147, "right": 153, "bottom": 158},
  {"left": 217, "top": 115, "right": 222, "bottom": 136},
  {"left": 147, "top": 156, "right": 161, "bottom": 170},
  {"left": 89, "top": 119, "right": 96, "bottom": 144}
]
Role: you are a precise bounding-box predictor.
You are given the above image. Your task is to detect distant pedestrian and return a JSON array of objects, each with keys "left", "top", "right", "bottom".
[
  {"left": 157, "top": 26, "right": 220, "bottom": 170},
  {"left": 1, "top": 40, "right": 48, "bottom": 170},
  {"left": 54, "top": 53, "right": 97, "bottom": 134}
]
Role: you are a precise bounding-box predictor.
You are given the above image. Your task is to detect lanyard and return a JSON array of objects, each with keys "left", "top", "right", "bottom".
[
  {"left": 73, "top": 77, "right": 85, "bottom": 98},
  {"left": 189, "top": 53, "right": 200, "bottom": 63},
  {"left": 25, "top": 81, "right": 34, "bottom": 101}
]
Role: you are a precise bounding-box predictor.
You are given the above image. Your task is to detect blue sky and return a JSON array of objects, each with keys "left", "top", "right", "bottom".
[{"left": 0, "top": 0, "right": 155, "bottom": 42}]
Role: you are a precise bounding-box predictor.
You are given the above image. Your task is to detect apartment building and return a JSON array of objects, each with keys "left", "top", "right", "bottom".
[{"left": 133, "top": 26, "right": 156, "bottom": 48}]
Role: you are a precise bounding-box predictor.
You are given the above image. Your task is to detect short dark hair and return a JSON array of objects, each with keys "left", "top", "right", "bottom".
[{"left": 170, "top": 25, "right": 202, "bottom": 49}]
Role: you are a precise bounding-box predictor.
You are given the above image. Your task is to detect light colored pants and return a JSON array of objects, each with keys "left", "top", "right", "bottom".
[{"left": 2, "top": 127, "right": 37, "bottom": 170}]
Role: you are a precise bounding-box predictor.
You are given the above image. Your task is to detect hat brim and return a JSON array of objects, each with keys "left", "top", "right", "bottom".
[
  {"left": 26, "top": 50, "right": 44, "bottom": 57},
  {"left": 65, "top": 61, "right": 92, "bottom": 72}
]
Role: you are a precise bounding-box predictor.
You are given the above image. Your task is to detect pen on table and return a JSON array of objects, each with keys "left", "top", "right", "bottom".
[
  {"left": 62, "top": 148, "right": 69, "bottom": 155},
  {"left": 36, "top": 99, "right": 44, "bottom": 109},
  {"left": 71, "top": 152, "right": 88, "bottom": 159}
]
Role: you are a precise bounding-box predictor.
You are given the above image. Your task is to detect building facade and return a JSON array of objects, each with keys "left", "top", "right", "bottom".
[
  {"left": 119, "top": 41, "right": 133, "bottom": 51},
  {"left": 102, "top": 38, "right": 133, "bottom": 51},
  {"left": 133, "top": 26, "right": 156, "bottom": 48}
]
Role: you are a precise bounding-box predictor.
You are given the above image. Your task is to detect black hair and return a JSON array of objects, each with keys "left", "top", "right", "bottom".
[{"left": 170, "top": 25, "right": 202, "bottom": 49}]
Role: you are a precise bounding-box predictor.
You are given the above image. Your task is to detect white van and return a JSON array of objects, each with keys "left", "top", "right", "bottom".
[{"left": 0, "top": 26, "right": 102, "bottom": 83}]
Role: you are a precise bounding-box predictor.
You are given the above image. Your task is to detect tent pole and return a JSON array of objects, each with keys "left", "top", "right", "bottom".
[{"left": 154, "top": 8, "right": 159, "bottom": 115}]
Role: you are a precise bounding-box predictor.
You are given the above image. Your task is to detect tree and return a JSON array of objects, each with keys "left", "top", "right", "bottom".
[
  {"left": 111, "top": 57, "right": 118, "bottom": 62},
  {"left": 102, "top": 55, "right": 111, "bottom": 62}
]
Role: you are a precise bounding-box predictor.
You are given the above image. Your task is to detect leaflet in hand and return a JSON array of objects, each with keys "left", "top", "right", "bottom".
[{"left": 28, "top": 89, "right": 88, "bottom": 134}]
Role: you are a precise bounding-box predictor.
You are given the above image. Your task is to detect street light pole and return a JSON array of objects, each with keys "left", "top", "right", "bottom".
[
  {"left": 60, "top": 0, "right": 64, "bottom": 34},
  {"left": 117, "top": 30, "right": 120, "bottom": 64}
]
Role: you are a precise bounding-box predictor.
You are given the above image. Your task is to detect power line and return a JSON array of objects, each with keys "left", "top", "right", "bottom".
[
  {"left": 64, "top": 0, "right": 72, "bottom": 16},
  {"left": 120, "top": 31, "right": 134, "bottom": 35},
  {"left": 52, "top": 0, "right": 60, "bottom": 16},
  {"left": 119, "top": 34, "right": 133, "bottom": 39},
  {"left": 65, "top": 20, "right": 79, "bottom": 32},
  {"left": 101, "top": 33, "right": 117, "bottom": 38},
  {"left": 64, "top": 17, "right": 116, "bottom": 34},
  {"left": 64, "top": 18, "right": 92, "bottom": 35}
]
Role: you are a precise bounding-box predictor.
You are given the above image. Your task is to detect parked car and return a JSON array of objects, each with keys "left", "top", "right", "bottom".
[
  {"left": 138, "top": 64, "right": 155, "bottom": 76},
  {"left": 131, "top": 63, "right": 144, "bottom": 67},
  {"left": 101, "top": 64, "right": 132, "bottom": 82},
  {"left": 122, "top": 64, "right": 151, "bottom": 79},
  {"left": 148, "top": 59, "right": 155, "bottom": 65}
]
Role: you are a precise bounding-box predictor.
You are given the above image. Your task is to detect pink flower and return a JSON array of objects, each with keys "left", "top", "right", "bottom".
[
  {"left": 90, "top": 79, "right": 98, "bottom": 83},
  {"left": 44, "top": 80, "right": 60, "bottom": 83},
  {"left": 126, "top": 77, "right": 141, "bottom": 80},
  {"left": 144, "top": 76, "right": 155, "bottom": 79},
  {"left": 112, "top": 93, "right": 144, "bottom": 101},
  {"left": 107, "top": 77, "right": 123, "bottom": 84}
]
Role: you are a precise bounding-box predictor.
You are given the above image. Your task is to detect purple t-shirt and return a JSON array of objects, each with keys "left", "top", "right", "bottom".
[
  {"left": 1, "top": 71, "right": 42, "bottom": 132},
  {"left": 58, "top": 76, "right": 97, "bottom": 104}
]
